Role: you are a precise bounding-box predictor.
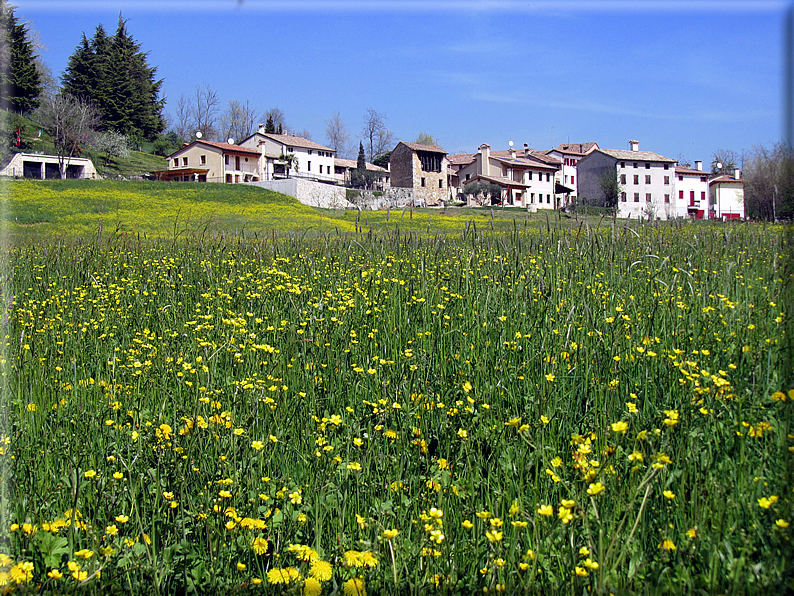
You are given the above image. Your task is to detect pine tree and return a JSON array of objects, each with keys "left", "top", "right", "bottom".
[
  {"left": 265, "top": 115, "right": 275, "bottom": 134},
  {"left": 0, "top": 0, "right": 42, "bottom": 114},
  {"left": 61, "top": 16, "right": 164, "bottom": 141}
]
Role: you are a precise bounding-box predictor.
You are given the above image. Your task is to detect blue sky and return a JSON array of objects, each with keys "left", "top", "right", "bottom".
[{"left": 13, "top": 0, "right": 791, "bottom": 164}]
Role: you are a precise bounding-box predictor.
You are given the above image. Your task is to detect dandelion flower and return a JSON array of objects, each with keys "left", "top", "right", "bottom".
[
  {"left": 343, "top": 577, "right": 366, "bottom": 596},
  {"left": 659, "top": 539, "right": 676, "bottom": 551},
  {"left": 611, "top": 421, "right": 628, "bottom": 433},
  {"left": 252, "top": 536, "right": 269, "bottom": 555},
  {"left": 304, "top": 577, "right": 322, "bottom": 596},
  {"left": 267, "top": 568, "right": 292, "bottom": 585},
  {"left": 309, "top": 560, "right": 333, "bottom": 581}
]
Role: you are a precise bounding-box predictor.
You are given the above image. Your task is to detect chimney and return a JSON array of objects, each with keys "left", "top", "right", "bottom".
[
  {"left": 183, "top": 142, "right": 189, "bottom": 147},
  {"left": 509, "top": 146, "right": 516, "bottom": 159},
  {"left": 524, "top": 143, "right": 530, "bottom": 157},
  {"left": 695, "top": 160, "right": 702, "bottom": 171},
  {"left": 629, "top": 140, "right": 639, "bottom": 152},
  {"left": 257, "top": 123, "right": 265, "bottom": 134},
  {"left": 478, "top": 143, "right": 490, "bottom": 176},
  {"left": 734, "top": 168, "right": 741, "bottom": 180}
]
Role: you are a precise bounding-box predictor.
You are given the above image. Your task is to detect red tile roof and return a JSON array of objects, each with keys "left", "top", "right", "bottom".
[
  {"left": 675, "top": 166, "right": 708, "bottom": 176},
  {"left": 256, "top": 133, "right": 335, "bottom": 152},
  {"left": 709, "top": 175, "right": 744, "bottom": 185},
  {"left": 333, "top": 158, "right": 388, "bottom": 172},
  {"left": 399, "top": 141, "right": 447, "bottom": 154},
  {"left": 168, "top": 139, "right": 260, "bottom": 159}
]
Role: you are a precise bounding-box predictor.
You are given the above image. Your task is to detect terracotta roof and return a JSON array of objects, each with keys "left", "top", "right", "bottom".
[
  {"left": 597, "top": 148, "right": 676, "bottom": 163},
  {"left": 464, "top": 174, "right": 530, "bottom": 188},
  {"left": 399, "top": 141, "right": 447, "bottom": 154},
  {"left": 709, "top": 175, "right": 744, "bottom": 185},
  {"left": 168, "top": 140, "right": 260, "bottom": 159},
  {"left": 333, "top": 158, "right": 388, "bottom": 172},
  {"left": 555, "top": 142, "right": 598, "bottom": 154},
  {"left": 249, "top": 133, "right": 334, "bottom": 152},
  {"left": 675, "top": 166, "right": 708, "bottom": 176},
  {"left": 447, "top": 153, "right": 476, "bottom": 165}
]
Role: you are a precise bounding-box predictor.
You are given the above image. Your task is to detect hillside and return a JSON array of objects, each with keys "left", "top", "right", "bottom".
[{"left": 1, "top": 112, "right": 167, "bottom": 179}]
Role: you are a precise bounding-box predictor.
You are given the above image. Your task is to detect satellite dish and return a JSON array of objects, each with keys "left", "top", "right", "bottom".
[
  {"left": 508, "top": 140, "right": 514, "bottom": 147},
  {"left": 227, "top": 137, "right": 235, "bottom": 145},
  {"left": 195, "top": 131, "right": 202, "bottom": 139}
]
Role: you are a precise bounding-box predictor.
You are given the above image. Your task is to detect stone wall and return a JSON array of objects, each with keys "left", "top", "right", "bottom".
[
  {"left": 347, "top": 187, "right": 416, "bottom": 210},
  {"left": 247, "top": 178, "right": 354, "bottom": 209}
]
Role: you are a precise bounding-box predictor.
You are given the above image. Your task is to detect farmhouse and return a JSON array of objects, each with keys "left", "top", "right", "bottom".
[
  {"left": 675, "top": 161, "right": 709, "bottom": 219},
  {"left": 155, "top": 140, "right": 262, "bottom": 183},
  {"left": 238, "top": 126, "right": 336, "bottom": 182},
  {"left": 577, "top": 140, "right": 677, "bottom": 219},
  {"left": 389, "top": 141, "right": 449, "bottom": 206},
  {"left": 709, "top": 170, "right": 745, "bottom": 220}
]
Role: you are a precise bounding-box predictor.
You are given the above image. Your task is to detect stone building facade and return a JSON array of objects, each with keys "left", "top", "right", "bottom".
[{"left": 389, "top": 141, "right": 448, "bottom": 206}]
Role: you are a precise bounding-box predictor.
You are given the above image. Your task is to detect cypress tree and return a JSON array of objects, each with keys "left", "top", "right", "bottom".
[
  {"left": 0, "top": 0, "right": 42, "bottom": 114},
  {"left": 265, "top": 115, "right": 275, "bottom": 134}
]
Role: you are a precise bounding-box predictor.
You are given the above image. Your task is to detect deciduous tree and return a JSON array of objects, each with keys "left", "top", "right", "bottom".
[
  {"left": 361, "top": 108, "right": 394, "bottom": 162},
  {"left": 324, "top": 111, "right": 349, "bottom": 157},
  {"left": 220, "top": 99, "right": 257, "bottom": 143},
  {"left": 415, "top": 132, "right": 438, "bottom": 146},
  {"left": 35, "top": 92, "right": 99, "bottom": 178}
]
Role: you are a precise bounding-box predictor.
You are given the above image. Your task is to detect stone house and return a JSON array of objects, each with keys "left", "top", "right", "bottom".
[
  {"left": 333, "top": 158, "right": 389, "bottom": 188},
  {"left": 577, "top": 140, "right": 677, "bottom": 219},
  {"left": 389, "top": 141, "right": 448, "bottom": 206}
]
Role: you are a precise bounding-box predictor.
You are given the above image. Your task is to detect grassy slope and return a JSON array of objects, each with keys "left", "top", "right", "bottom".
[
  {"left": 2, "top": 113, "right": 167, "bottom": 179},
  {"left": 3, "top": 179, "right": 629, "bottom": 244}
]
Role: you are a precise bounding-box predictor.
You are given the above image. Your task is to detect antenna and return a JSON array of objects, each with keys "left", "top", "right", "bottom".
[
  {"left": 508, "top": 140, "right": 514, "bottom": 147},
  {"left": 195, "top": 131, "right": 202, "bottom": 139},
  {"left": 227, "top": 137, "right": 235, "bottom": 145}
]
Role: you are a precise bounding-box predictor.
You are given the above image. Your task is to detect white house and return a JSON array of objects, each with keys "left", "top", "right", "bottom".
[
  {"left": 238, "top": 126, "right": 336, "bottom": 183},
  {"left": 577, "top": 140, "right": 677, "bottom": 219},
  {"left": 675, "top": 161, "right": 709, "bottom": 219},
  {"left": 543, "top": 142, "right": 599, "bottom": 206},
  {"left": 709, "top": 170, "right": 744, "bottom": 220},
  {"left": 452, "top": 143, "right": 560, "bottom": 209}
]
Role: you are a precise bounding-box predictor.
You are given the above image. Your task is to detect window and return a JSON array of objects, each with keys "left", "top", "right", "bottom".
[
  {"left": 646, "top": 193, "right": 651, "bottom": 202},
  {"left": 571, "top": 176, "right": 574, "bottom": 185},
  {"left": 565, "top": 175, "right": 568, "bottom": 183},
  {"left": 645, "top": 163, "right": 650, "bottom": 169},
  {"left": 530, "top": 193, "right": 535, "bottom": 203},
  {"left": 528, "top": 172, "right": 533, "bottom": 181},
  {"left": 664, "top": 176, "right": 669, "bottom": 185},
  {"left": 319, "top": 165, "right": 322, "bottom": 174},
  {"left": 633, "top": 162, "right": 638, "bottom": 168},
  {"left": 173, "top": 159, "right": 178, "bottom": 167},
  {"left": 307, "top": 161, "right": 311, "bottom": 172},
  {"left": 182, "top": 157, "right": 188, "bottom": 166},
  {"left": 634, "top": 193, "right": 640, "bottom": 202},
  {"left": 621, "top": 192, "right": 627, "bottom": 202},
  {"left": 547, "top": 173, "right": 551, "bottom": 182},
  {"left": 701, "top": 191, "right": 706, "bottom": 201},
  {"left": 678, "top": 175, "right": 683, "bottom": 181},
  {"left": 465, "top": 173, "right": 470, "bottom": 180},
  {"left": 200, "top": 155, "right": 206, "bottom": 165},
  {"left": 700, "top": 177, "right": 707, "bottom": 183},
  {"left": 621, "top": 162, "right": 625, "bottom": 168},
  {"left": 633, "top": 175, "right": 639, "bottom": 185},
  {"left": 418, "top": 151, "right": 442, "bottom": 172},
  {"left": 308, "top": 150, "right": 312, "bottom": 155},
  {"left": 547, "top": 194, "right": 551, "bottom": 203},
  {"left": 664, "top": 194, "right": 670, "bottom": 203},
  {"left": 225, "top": 155, "right": 229, "bottom": 165},
  {"left": 235, "top": 156, "right": 240, "bottom": 170},
  {"left": 645, "top": 175, "right": 651, "bottom": 184},
  {"left": 421, "top": 177, "right": 426, "bottom": 187},
  {"left": 664, "top": 164, "right": 669, "bottom": 170},
  {"left": 438, "top": 179, "right": 443, "bottom": 188},
  {"left": 620, "top": 174, "right": 627, "bottom": 184},
  {"left": 679, "top": 190, "right": 684, "bottom": 199}
]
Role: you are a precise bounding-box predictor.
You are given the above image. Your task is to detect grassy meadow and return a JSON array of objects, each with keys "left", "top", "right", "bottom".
[{"left": 0, "top": 179, "right": 792, "bottom": 594}]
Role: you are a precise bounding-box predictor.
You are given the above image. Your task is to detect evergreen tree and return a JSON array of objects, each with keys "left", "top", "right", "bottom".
[
  {"left": 61, "top": 16, "right": 164, "bottom": 141},
  {"left": 265, "top": 115, "right": 275, "bottom": 134},
  {"left": 357, "top": 141, "right": 366, "bottom": 171},
  {"left": 0, "top": 0, "right": 42, "bottom": 113}
]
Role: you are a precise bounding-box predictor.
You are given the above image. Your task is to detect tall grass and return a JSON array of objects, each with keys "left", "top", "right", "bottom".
[{"left": 1, "top": 221, "right": 791, "bottom": 594}]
